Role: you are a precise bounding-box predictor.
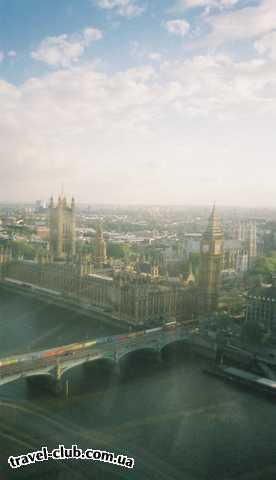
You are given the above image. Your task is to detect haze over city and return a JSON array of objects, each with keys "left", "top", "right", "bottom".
[
  {"left": 3, "top": 3, "right": 276, "bottom": 479},
  {"left": 0, "top": 0, "right": 276, "bottom": 205}
]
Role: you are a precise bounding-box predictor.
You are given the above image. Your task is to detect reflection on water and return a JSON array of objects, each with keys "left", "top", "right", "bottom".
[{"left": 1, "top": 289, "right": 276, "bottom": 480}]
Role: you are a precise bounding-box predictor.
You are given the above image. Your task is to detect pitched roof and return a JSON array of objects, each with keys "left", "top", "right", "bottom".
[{"left": 203, "top": 205, "right": 223, "bottom": 240}]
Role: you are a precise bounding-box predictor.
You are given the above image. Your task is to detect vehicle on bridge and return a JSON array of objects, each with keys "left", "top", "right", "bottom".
[{"left": 0, "top": 321, "right": 186, "bottom": 385}]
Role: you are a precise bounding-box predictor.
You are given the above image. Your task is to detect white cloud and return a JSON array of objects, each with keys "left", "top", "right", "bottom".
[
  {"left": 94, "top": 0, "right": 144, "bottom": 17},
  {"left": 147, "top": 52, "right": 163, "bottom": 61},
  {"left": 1, "top": 52, "right": 276, "bottom": 204},
  {"left": 165, "top": 19, "right": 190, "bottom": 37},
  {"left": 0, "top": 51, "right": 4, "bottom": 63},
  {"left": 170, "top": 0, "right": 238, "bottom": 12},
  {"left": 205, "top": 0, "right": 276, "bottom": 47},
  {"left": 159, "top": 54, "right": 276, "bottom": 116},
  {"left": 129, "top": 42, "right": 163, "bottom": 61},
  {"left": 31, "top": 27, "right": 103, "bottom": 67},
  {"left": 8, "top": 50, "right": 16, "bottom": 57},
  {"left": 255, "top": 31, "right": 276, "bottom": 60}
]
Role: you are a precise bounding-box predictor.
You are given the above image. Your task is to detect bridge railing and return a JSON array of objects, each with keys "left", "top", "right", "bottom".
[{"left": 0, "top": 322, "right": 190, "bottom": 378}]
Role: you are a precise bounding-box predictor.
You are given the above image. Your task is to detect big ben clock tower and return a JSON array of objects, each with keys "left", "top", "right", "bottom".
[{"left": 199, "top": 205, "right": 224, "bottom": 313}]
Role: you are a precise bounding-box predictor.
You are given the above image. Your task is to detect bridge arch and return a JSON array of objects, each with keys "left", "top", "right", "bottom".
[
  {"left": 59, "top": 356, "right": 118, "bottom": 386},
  {"left": 84, "top": 357, "right": 116, "bottom": 369},
  {"left": 118, "top": 347, "right": 162, "bottom": 378},
  {"left": 25, "top": 371, "right": 59, "bottom": 394},
  {"left": 161, "top": 338, "right": 191, "bottom": 364},
  {"left": 161, "top": 337, "right": 189, "bottom": 351},
  {"left": 117, "top": 346, "right": 160, "bottom": 363}
]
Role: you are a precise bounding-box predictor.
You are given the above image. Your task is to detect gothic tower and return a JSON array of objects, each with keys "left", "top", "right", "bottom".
[
  {"left": 95, "top": 222, "right": 107, "bottom": 267},
  {"left": 49, "top": 195, "right": 76, "bottom": 261},
  {"left": 237, "top": 220, "right": 257, "bottom": 268},
  {"left": 247, "top": 220, "right": 257, "bottom": 267},
  {"left": 0, "top": 246, "right": 11, "bottom": 279},
  {"left": 199, "top": 205, "right": 224, "bottom": 313}
]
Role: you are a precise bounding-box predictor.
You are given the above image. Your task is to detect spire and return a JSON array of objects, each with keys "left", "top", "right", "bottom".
[
  {"left": 188, "top": 257, "right": 193, "bottom": 274},
  {"left": 96, "top": 222, "right": 103, "bottom": 240},
  {"left": 203, "top": 204, "right": 223, "bottom": 239}
]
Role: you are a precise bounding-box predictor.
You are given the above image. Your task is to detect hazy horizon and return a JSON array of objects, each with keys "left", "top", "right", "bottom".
[
  {"left": 3, "top": 200, "right": 276, "bottom": 213},
  {"left": 1, "top": 0, "right": 276, "bottom": 205}
]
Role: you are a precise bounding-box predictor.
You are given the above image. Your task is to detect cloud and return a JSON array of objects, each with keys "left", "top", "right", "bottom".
[
  {"left": 0, "top": 51, "right": 4, "bottom": 63},
  {"left": 255, "top": 31, "right": 276, "bottom": 60},
  {"left": 164, "top": 19, "right": 190, "bottom": 37},
  {"left": 170, "top": 0, "right": 238, "bottom": 13},
  {"left": 94, "top": 0, "right": 145, "bottom": 17},
  {"left": 147, "top": 52, "right": 163, "bottom": 61},
  {"left": 159, "top": 54, "right": 276, "bottom": 116},
  {"left": 1, "top": 51, "right": 276, "bottom": 204},
  {"left": 205, "top": 0, "right": 276, "bottom": 47},
  {"left": 8, "top": 50, "right": 17, "bottom": 57},
  {"left": 31, "top": 27, "right": 103, "bottom": 67},
  {"left": 129, "top": 41, "right": 163, "bottom": 61}
]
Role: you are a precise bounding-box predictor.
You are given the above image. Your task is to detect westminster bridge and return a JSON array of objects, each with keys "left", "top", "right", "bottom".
[{"left": 0, "top": 323, "right": 194, "bottom": 394}]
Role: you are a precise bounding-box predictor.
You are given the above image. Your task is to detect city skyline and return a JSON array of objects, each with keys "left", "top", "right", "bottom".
[{"left": 1, "top": 0, "right": 276, "bottom": 206}]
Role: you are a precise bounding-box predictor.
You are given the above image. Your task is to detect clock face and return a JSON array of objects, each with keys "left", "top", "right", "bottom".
[
  {"left": 214, "top": 242, "right": 222, "bottom": 254},
  {"left": 202, "top": 243, "right": 209, "bottom": 253}
]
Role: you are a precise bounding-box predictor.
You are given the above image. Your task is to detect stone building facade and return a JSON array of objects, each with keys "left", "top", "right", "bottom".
[
  {"left": 237, "top": 220, "right": 257, "bottom": 267},
  {"left": 199, "top": 206, "right": 224, "bottom": 313},
  {"left": 223, "top": 240, "right": 249, "bottom": 273},
  {"left": 245, "top": 276, "right": 276, "bottom": 338},
  {"left": 112, "top": 272, "right": 177, "bottom": 325},
  {"left": 94, "top": 223, "right": 107, "bottom": 267},
  {"left": 3, "top": 259, "right": 180, "bottom": 326},
  {"left": 49, "top": 196, "right": 76, "bottom": 260}
]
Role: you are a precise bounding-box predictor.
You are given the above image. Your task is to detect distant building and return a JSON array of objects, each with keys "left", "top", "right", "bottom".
[
  {"left": 49, "top": 196, "right": 76, "bottom": 260},
  {"left": 95, "top": 222, "right": 107, "bottom": 267},
  {"left": 0, "top": 246, "right": 11, "bottom": 278},
  {"left": 237, "top": 220, "right": 257, "bottom": 267},
  {"left": 3, "top": 199, "right": 217, "bottom": 326},
  {"left": 113, "top": 271, "right": 177, "bottom": 325},
  {"left": 136, "top": 260, "right": 159, "bottom": 278},
  {"left": 245, "top": 274, "right": 276, "bottom": 338},
  {"left": 199, "top": 205, "right": 224, "bottom": 313},
  {"left": 35, "top": 200, "right": 47, "bottom": 213},
  {"left": 182, "top": 233, "right": 202, "bottom": 256},
  {"left": 223, "top": 239, "right": 249, "bottom": 273},
  {"left": 4, "top": 259, "right": 178, "bottom": 326},
  {"left": 159, "top": 242, "right": 187, "bottom": 277},
  {"left": 182, "top": 262, "right": 196, "bottom": 287},
  {"left": 35, "top": 226, "right": 50, "bottom": 240}
]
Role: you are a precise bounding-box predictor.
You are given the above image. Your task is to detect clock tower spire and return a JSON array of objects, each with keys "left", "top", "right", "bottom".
[{"left": 199, "top": 205, "right": 224, "bottom": 313}]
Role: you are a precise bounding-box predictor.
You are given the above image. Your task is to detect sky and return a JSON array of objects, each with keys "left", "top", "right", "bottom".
[{"left": 0, "top": 0, "right": 276, "bottom": 206}]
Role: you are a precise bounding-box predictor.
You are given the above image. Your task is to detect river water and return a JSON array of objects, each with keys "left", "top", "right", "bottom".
[{"left": 0, "top": 288, "right": 276, "bottom": 480}]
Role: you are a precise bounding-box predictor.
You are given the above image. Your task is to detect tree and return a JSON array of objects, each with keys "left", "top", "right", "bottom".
[
  {"left": 8, "top": 240, "right": 35, "bottom": 259},
  {"left": 247, "top": 252, "right": 276, "bottom": 283},
  {"left": 107, "top": 242, "right": 129, "bottom": 259},
  {"left": 242, "top": 321, "right": 264, "bottom": 344}
]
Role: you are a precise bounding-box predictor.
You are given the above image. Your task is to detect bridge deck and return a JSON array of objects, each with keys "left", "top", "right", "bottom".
[{"left": 0, "top": 323, "right": 191, "bottom": 387}]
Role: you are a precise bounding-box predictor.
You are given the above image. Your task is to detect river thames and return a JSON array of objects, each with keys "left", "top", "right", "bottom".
[{"left": 1, "top": 288, "right": 276, "bottom": 480}]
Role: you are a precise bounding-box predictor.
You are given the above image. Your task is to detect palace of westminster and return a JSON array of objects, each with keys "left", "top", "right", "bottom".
[{"left": 0, "top": 196, "right": 231, "bottom": 326}]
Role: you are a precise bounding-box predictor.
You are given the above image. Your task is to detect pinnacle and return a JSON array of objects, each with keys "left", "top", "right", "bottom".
[{"left": 204, "top": 205, "right": 223, "bottom": 239}]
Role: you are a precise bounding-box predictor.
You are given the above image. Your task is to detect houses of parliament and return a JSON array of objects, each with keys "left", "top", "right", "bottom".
[{"left": 0, "top": 196, "right": 224, "bottom": 326}]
